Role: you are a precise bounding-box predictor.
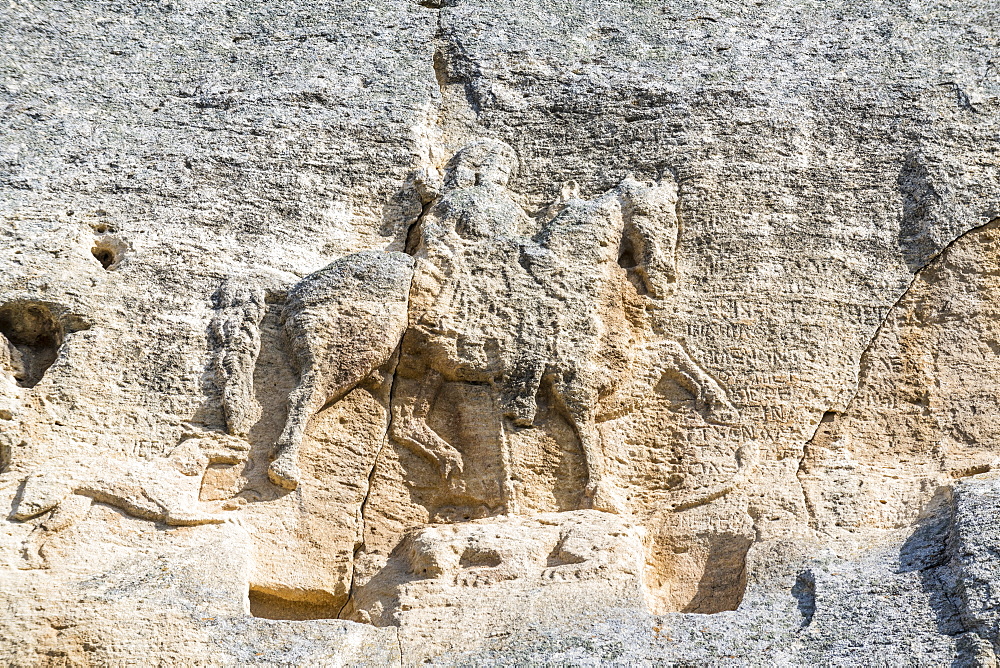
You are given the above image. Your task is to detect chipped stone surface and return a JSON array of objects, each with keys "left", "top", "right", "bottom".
[{"left": 2, "top": 0, "right": 1000, "bottom": 664}]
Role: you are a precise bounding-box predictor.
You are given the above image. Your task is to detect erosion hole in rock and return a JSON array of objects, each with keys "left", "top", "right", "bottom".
[
  {"left": 92, "top": 247, "right": 115, "bottom": 269},
  {"left": 91, "top": 236, "right": 127, "bottom": 270},
  {"left": 618, "top": 239, "right": 638, "bottom": 270},
  {"left": 90, "top": 221, "right": 114, "bottom": 234},
  {"left": 248, "top": 586, "right": 343, "bottom": 621},
  {"left": 0, "top": 301, "right": 65, "bottom": 388}
]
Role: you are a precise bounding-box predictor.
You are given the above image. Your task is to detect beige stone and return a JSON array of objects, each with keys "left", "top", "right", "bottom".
[{"left": 2, "top": 0, "right": 1000, "bottom": 663}]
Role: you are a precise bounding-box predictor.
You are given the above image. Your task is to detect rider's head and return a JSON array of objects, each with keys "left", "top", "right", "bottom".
[{"left": 444, "top": 140, "right": 518, "bottom": 190}]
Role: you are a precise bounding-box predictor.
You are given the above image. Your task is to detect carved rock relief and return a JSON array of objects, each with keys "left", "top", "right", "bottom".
[
  {"left": 9, "top": 432, "right": 249, "bottom": 569},
  {"left": 225, "top": 140, "right": 745, "bottom": 617},
  {"left": 344, "top": 510, "right": 646, "bottom": 627},
  {"left": 0, "top": 140, "right": 753, "bottom": 623},
  {"left": 191, "top": 139, "right": 737, "bottom": 514},
  {"left": 4, "top": 141, "right": 996, "bottom": 634}
]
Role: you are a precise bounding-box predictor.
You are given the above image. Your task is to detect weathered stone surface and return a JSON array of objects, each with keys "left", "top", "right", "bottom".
[{"left": 2, "top": 0, "right": 1000, "bottom": 664}]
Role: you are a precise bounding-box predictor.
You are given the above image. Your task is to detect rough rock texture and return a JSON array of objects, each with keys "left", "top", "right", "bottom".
[{"left": 1, "top": 0, "right": 999, "bottom": 665}]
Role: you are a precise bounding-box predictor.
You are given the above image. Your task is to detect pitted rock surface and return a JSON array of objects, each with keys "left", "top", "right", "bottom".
[{"left": 1, "top": 0, "right": 999, "bottom": 664}]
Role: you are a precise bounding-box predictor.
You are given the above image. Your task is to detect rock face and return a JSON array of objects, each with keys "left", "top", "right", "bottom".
[{"left": 1, "top": 0, "right": 999, "bottom": 665}]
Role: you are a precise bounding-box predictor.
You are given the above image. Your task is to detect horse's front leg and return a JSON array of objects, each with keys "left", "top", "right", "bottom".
[
  {"left": 577, "top": 419, "right": 626, "bottom": 514},
  {"left": 658, "top": 341, "right": 739, "bottom": 425},
  {"left": 503, "top": 357, "right": 545, "bottom": 427},
  {"left": 555, "top": 384, "right": 626, "bottom": 514}
]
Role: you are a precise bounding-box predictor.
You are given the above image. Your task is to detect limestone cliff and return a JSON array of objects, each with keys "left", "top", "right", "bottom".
[{"left": 1, "top": 0, "right": 999, "bottom": 665}]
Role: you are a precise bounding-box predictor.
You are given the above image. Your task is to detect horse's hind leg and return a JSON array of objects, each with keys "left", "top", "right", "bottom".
[
  {"left": 268, "top": 364, "right": 325, "bottom": 491},
  {"left": 269, "top": 300, "right": 410, "bottom": 491}
]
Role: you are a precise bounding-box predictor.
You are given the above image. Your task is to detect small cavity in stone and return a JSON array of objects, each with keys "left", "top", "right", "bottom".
[{"left": 91, "top": 236, "right": 127, "bottom": 270}]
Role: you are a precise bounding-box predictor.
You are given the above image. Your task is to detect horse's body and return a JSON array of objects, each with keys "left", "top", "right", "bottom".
[{"left": 266, "top": 250, "right": 415, "bottom": 490}]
